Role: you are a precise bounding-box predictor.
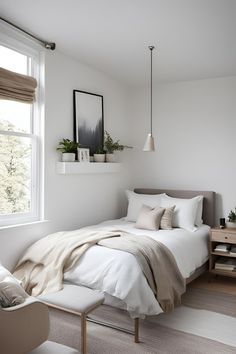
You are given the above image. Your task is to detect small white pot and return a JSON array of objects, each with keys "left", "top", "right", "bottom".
[
  {"left": 62, "top": 153, "right": 75, "bottom": 162},
  {"left": 94, "top": 154, "right": 106, "bottom": 162},
  {"left": 226, "top": 222, "right": 236, "bottom": 228},
  {"left": 106, "top": 153, "right": 115, "bottom": 162}
]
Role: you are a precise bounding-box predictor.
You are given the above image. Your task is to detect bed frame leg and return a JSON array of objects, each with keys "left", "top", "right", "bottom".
[
  {"left": 134, "top": 318, "right": 139, "bottom": 343},
  {"left": 81, "top": 314, "right": 87, "bottom": 354}
]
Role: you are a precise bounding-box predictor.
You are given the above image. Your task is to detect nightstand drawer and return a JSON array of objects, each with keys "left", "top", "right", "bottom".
[{"left": 211, "top": 231, "right": 236, "bottom": 243}]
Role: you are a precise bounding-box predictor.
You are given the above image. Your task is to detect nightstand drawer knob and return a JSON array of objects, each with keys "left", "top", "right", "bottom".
[{"left": 225, "top": 236, "right": 228, "bottom": 239}]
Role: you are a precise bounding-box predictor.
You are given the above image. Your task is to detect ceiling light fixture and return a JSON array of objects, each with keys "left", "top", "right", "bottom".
[{"left": 143, "top": 45, "right": 155, "bottom": 152}]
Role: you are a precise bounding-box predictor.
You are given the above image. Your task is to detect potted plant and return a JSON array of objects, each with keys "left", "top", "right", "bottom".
[
  {"left": 57, "top": 138, "right": 80, "bottom": 162},
  {"left": 104, "top": 131, "right": 132, "bottom": 162},
  {"left": 94, "top": 146, "right": 106, "bottom": 163},
  {"left": 226, "top": 207, "right": 236, "bottom": 228}
]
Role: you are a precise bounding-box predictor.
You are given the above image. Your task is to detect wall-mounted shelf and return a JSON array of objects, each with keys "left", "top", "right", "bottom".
[{"left": 56, "top": 162, "right": 121, "bottom": 174}]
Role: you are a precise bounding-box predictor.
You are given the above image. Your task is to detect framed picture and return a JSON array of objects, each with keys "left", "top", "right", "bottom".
[
  {"left": 77, "top": 148, "right": 90, "bottom": 162},
  {"left": 73, "top": 90, "right": 104, "bottom": 156}
]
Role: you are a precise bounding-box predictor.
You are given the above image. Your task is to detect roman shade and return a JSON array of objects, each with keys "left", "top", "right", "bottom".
[{"left": 0, "top": 67, "right": 37, "bottom": 104}]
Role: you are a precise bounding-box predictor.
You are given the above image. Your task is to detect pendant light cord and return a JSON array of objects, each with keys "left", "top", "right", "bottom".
[{"left": 148, "top": 46, "right": 154, "bottom": 136}]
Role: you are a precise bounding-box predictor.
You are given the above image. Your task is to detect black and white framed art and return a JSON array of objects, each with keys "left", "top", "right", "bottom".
[{"left": 73, "top": 90, "right": 104, "bottom": 155}]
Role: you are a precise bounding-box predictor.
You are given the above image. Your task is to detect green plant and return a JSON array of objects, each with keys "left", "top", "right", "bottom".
[
  {"left": 56, "top": 138, "right": 80, "bottom": 153},
  {"left": 104, "top": 131, "right": 132, "bottom": 154},
  {"left": 228, "top": 207, "right": 236, "bottom": 222},
  {"left": 94, "top": 146, "right": 105, "bottom": 154}
]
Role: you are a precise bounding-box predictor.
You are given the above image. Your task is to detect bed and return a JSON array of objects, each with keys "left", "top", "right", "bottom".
[
  {"left": 63, "top": 189, "right": 215, "bottom": 318},
  {"left": 13, "top": 188, "right": 214, "bottom": 346}
]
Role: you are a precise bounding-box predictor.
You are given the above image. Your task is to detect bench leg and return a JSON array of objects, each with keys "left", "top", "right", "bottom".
[
  {"left": 81, "top": 314, "right": 87, "bottom": 354},
  {"left": 134, "top": 318, "right": 139, "bottom": 343}
]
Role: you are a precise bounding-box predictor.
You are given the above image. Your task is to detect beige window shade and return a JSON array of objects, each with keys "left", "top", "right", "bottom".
[{"left": 0, "top": 67, "right": 37, "bottom": 104}]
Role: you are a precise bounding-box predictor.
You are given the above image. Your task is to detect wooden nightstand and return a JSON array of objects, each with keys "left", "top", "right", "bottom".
[{"left": 209, "top": 227, "right": 236, "bottom": 278}]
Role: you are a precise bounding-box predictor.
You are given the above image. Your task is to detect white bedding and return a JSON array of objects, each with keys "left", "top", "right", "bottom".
[{"left": 64, "top": 219, "right": 210, "bottom": 317}]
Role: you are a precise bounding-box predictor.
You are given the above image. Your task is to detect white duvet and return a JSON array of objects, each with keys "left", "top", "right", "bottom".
[{"left": 64, "top": 219, "right": 209, "bottom": 317}]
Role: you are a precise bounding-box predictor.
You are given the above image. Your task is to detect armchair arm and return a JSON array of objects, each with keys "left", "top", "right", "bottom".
[
  {"left": 3, "top": 296, "right": 39, "bottom": 311},
  {"left": 0, "top": 298, "right": 49, "bottom": 354}
]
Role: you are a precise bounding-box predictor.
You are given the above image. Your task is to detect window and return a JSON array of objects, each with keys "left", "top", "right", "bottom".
[{"left": 0, "top": 39, "right": 43, "bottom": 226}]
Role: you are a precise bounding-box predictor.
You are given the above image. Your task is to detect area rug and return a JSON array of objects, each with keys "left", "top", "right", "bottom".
[{"left": 48, "top": 286, "right": 236, "bottom": 353}]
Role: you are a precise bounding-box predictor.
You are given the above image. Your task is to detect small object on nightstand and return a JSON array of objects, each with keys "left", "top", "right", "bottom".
[
  {"left": 220, "top": 218, "right": 226, "bottom": 229},
  {"left": 214, "top": 243, "right": 230, "bottom": 253}
]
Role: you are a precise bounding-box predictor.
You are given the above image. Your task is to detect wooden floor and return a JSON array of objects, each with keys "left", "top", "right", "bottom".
[{"left": 190, "top": 271, "right": 236, "bottom": 296}]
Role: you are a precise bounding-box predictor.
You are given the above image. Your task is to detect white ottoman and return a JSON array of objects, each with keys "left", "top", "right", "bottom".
[{"left": 39, "top": 285, "right": 105, "bottom": 354}]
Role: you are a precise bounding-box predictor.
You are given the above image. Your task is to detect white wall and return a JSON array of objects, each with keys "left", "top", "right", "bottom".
[
  {"left": 129, "top": 76, "right": 236, "bottom": 223},
  {"left": 0, "top": 50, "right": 132, "bottom": 270},
  {"left": 44, "top": 51, "right": 132, "bottom": 231}
]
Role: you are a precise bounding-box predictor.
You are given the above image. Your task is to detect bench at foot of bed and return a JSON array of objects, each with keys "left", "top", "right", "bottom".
[
  {"left": 39, "top": 284, "right": 139, "bottom": 354},
  {"left": 39, "top": 284, "right": 104, "bottom": 354}
]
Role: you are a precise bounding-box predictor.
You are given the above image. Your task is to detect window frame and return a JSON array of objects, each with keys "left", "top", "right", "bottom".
[{"left": 0, "top": 28, "right": 44, "bottom": 227}]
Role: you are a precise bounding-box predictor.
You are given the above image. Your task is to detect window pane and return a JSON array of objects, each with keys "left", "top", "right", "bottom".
[
  {"left": 0, "top": 134, "right": 31, "bottom": 215},
  {"left": 0, "top": 45, "right": 28, "bottom": 75},
  {"left": 0, "top": 100, "right": 31, "bottom": 133}
]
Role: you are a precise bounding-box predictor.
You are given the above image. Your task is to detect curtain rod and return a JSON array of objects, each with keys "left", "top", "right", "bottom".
[{"left": 0, "top": 17, "right": 56, "bottom": 50}]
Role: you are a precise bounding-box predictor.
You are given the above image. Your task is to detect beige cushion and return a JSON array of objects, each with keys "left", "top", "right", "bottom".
[
  {"left": 39, "top": 284, "right": 104, "bottom": 314},
  {"left": 29, "top": 341, "right": 79, "bottom": 354},
  {"left": 160, "top": 206, "right": 175, "bottom": 230},
  {"left": 0, "top": 279, "right": 28, "bottom": 308},
  {"left": 0, "top": 264, "right": 29, "bottom": 308},
  {"left": 135, "top": 205, "right": 165, "bottom": 231}
]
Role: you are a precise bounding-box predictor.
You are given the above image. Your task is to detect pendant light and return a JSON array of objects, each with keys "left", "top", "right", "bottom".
[{"left": 143, "top": 45, "right": 155, "bottom": 152}]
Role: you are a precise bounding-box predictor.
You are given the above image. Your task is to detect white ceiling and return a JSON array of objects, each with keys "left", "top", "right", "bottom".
[{"left": 0, "top": 0, "right": 236, "bottom": 86}]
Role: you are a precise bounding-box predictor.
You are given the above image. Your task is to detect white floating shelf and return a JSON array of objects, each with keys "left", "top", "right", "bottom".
[{"left": 56, "top": 162, "right": 122, "bottom": 174}]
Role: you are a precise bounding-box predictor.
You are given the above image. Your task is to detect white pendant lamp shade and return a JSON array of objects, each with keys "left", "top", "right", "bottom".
[
  {"left": 143, "top": 133, "right": 155, "bottom": 151},
  {"left": 143, "top": 45, "right": 155, "bottom": 152}
]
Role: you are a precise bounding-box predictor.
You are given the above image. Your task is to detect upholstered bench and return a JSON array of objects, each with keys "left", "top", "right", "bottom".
[{"left": 39, "top": 284, "right": 105, "bottom": 354}]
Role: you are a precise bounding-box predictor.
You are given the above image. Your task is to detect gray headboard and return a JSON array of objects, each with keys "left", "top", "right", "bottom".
[{"left": 134, "top": 188, "right": 216, "bottom": 227}]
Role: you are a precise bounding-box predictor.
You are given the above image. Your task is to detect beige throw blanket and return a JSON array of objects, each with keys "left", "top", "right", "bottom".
[
  {"left": 14, "top": 228, "right": 185, "bottom": 312},
  {"left": 99, "top": 234, "right": 186, "bottom": 312},
  {"left": 14, "top": 229, "right": 120, "bottom": 296}
]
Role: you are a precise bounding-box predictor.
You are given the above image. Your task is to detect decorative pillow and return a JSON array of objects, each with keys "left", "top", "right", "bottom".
[
  {"left": 195, "top": 196, "right": 204, "bottom": 226},
  {"left": 160, "top": 205, "right": 175, "bottom": 230},
  {"left": 135, "top": 205, "right": 165, "bottom": 231},
  {"left": 0, "top": 264, "right": 28, "bottom": 308},
  {"left": 125, "top": 190, "right": 165, "bottom": 222},
  {"left": 161, "top": 195, "right": 201, "bottom": 232},
  {"left": 0, "top": 278, "right": 28, "bottom": 308}
]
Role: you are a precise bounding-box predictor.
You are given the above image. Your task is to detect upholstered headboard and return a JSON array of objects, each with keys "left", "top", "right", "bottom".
[{"left": 134, "top": 188, "right": 216, "bottom": 227}]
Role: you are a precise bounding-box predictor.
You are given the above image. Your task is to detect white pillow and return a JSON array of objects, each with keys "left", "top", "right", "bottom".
[
  {"left": 0, "top": 264, "right": 13, "bottom": 282},
  {"left": 161, "top": 195, "right": 202, "bottom": 232},
  {"left": 125, "top": 190, "right": 165, "bottom": 222}
]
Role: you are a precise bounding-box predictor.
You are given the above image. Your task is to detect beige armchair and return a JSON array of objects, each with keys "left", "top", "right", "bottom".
[{"left": 0, "top": 297, "right": 78, "bottom": 354}]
